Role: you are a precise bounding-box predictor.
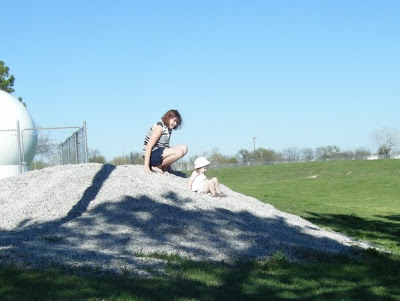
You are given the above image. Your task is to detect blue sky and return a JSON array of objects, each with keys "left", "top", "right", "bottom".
[{"left": 2, "top": 0, "right": 399, "bottom": 161}]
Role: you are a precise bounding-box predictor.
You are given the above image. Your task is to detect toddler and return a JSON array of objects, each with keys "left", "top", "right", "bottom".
[{"left": 187, "top": 157, "right": 227, "bottom": 197}]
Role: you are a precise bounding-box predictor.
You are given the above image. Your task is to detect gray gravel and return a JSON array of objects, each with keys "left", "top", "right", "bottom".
[{"left": 0, "top": 163, "right": 372, "bottom": 276}]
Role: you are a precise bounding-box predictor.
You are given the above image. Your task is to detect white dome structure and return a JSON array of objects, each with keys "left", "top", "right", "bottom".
[{"left": 0, "top": 90, "right": 38, "bottom": 179}]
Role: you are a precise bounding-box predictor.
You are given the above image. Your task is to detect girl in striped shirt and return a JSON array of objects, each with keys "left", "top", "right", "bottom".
[{"left": 143, "top": 109, "right": 188, "bottom": 173}]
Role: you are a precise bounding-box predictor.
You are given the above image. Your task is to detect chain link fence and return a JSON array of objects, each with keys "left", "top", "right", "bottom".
[
  {"left": 60, "top": 125, "right": 88, "bottom": 164},
  {"left": 29, "top": 122, "right": 89, "bottom": 170},
  {"left": 0, "top": 121, "right": 89, "bottom": 175}
]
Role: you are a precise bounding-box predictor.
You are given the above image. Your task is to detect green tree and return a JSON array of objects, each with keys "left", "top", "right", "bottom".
[
  {"left": 129, "top": 151, "right": 144, "bottom": 165},
  {"left": 253, "top": 147, "right": 278, "bottom": 162},
  {"left": 208, "top": 148, "right": 226, "bottom": 164},
  {"left": 237, "top": 149, "right": 251, "bottom": 162},
  {"left": 0, "top": 60, "right": 15, "bottom": 93},
  {"left": 111, "top": 155, "right": 130, "bottom": 165},
  {"left": 89, "top": 148, "right": 106, "bottom": 164},
  {"left": 0, "top": 60, "right": 26, "bottom": 105}
]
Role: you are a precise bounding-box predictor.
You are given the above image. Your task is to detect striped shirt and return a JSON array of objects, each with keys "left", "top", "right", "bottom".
[{"left": 143, "top": 120, "right": 172, "bottom": 156}]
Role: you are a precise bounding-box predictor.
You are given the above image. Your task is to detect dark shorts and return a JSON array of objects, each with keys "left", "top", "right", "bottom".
[{"left": 150, "top": 147, "right": 165, "bottom": 167}]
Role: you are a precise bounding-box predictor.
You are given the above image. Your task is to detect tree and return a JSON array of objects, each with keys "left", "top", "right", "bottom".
[
  {"left": 35, "top": 129, "right": 55, "bottom": 157},
  {"left": 300, "top": 148, "right": 315, "bottom": 161},
  {"left": 0, "top": 60, "right": 25, "bottom": 105},
  {"left": 89, "top": 148, "right": 106, "bottom": 164},
  {"left": 315, "top": 145, "right": 341, "bottom": 161},
  {"left": 110, "top": 155, "right": 130, "bottom": 165},
  {"left": 370, "top": 128, "right": 400, "bottom": 158},
  {"left": 282, "top": 147, "right": 300, "bottom": 162},
  {"left": 354, "top": 147, "right": 370, "bottom": 158},
  {"left": 31, "top": 128, "right": 59, "bottom": 166},
  {"left": 0, "top": 60, "right": 15, "bottom": 93},
  {"left": 129, "top": 151, "right": 144, "bottom": 165},
  {"left": 237, "top": 149, "right": 251, "bottom": 163},
  {"left": 226, "top": 157, "right": 239, "bottom": 164},
  {"left": 208, "top": 148, "right": 227, "bottom": 164},
  {"left": 253, "top": 147, "right": 278, "bottom": 163}
]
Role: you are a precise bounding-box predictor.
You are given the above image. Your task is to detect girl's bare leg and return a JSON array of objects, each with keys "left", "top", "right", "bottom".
[
  {"left": 160, "top": 145, "right": 188, "bottom": 171},
  {"left": 151, "top": 166, "right": 164, "bottom": 173}
]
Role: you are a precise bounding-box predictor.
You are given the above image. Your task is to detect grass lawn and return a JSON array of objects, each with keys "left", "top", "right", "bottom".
[
  {"left": 208, "top": 159, "right": 400, "bottom": 255},
  {"left": 1, "top": 159, "right": 399, "bottom": 300}
]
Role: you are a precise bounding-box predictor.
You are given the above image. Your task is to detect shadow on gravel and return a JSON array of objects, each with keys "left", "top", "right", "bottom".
[
  {"left": 1, "top": 189, "right": 366, "bottom": 275},
  {"left": 60, "top": 164, "right": 116, "bottom": 223}
]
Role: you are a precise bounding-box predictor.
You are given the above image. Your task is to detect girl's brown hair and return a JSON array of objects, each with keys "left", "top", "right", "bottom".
[{"left": 161, "top": 109, "right": 182, "bottom": 129}]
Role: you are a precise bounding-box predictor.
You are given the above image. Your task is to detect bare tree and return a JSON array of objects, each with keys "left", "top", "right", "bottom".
[
  {"left": 282, "top": 147, "right": 300, "bottom": 162},
  {"left": 31, "top": 129, "right": 61, "bottom": 168},
  {"left": 35, "top": 130, "right": 55, "bottom": 157},
  {"left": 315, "top": 145, "right": 341, "bottom": 161},
  {"left": 370, "top": 128, "right": 400, "bottom": 158},
  {"left": 300, "top": 148, "right": 315, "bottom": 161}
]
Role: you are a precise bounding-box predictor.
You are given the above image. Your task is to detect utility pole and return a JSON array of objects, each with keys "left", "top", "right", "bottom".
[{"left": 253, "top": 137, "right": 256, "bottom": 154}]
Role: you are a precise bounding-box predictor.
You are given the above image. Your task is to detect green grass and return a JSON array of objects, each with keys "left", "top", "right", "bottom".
[
  {"left": 1, "top": 159, "right": 399, "bottom": 300},
  {"left": 208, "top": 159, "right": 400, "bottom": 255},
  {"left": 1, "top": 251, "right": 399, "bottom": 300}
]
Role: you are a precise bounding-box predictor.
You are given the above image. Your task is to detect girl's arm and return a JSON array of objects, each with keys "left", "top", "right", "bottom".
[
  {"left": 187, "top": 170, "right": 198, "bottom": 190},
  {"left": 144, "top": 125, "right": 163, "bottom": 171}
]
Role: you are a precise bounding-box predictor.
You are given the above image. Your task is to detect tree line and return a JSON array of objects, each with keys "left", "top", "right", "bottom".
[
  {"left": 87, "top": 139, "right": 398, "bottom": 170},
  {"left": 87, "top": 127, "right": 400, "bottom": 168}
]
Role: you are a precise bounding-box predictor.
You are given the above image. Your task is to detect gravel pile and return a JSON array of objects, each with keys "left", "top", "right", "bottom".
[{"left": 0, "top": 163, "right": 372, "bottom": 275}]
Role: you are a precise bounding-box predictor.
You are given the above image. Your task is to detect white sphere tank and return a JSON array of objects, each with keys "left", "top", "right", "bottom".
[{"left": 0, "top": 90, "right": 38, "bottom": 179}]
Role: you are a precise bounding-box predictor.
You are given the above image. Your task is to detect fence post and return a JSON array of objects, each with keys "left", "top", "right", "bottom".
[
  {"left": 83, "top": 121, "right": 88, "bottom": 163},
  {"left": 60, "top": 146, "right": 63, "bottom": 165},
  {"left": 74, "top": 132, "right": 78, "bottom": 164}
]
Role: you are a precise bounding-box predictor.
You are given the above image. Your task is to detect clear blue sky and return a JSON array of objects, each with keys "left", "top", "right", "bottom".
[{"left": 2, "top": 0, "right": 399, "bottom": 161}]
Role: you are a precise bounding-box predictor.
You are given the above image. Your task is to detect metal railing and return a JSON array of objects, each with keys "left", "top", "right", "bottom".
[{"left": 23, "top": 121, "right": 89, "bottom": 169}]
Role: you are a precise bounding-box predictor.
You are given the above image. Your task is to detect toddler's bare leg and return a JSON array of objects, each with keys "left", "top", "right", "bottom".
[
  {"left": 211, "top": 177, "right": 221, "bottom": 193},
  {"left": 203, "top": 180, "right": 216, "bottom": 196}
]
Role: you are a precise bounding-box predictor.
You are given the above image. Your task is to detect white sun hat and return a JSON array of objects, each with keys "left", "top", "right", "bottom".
[{"left": 194, "top": 157, "right": 211, "bottom": 169}]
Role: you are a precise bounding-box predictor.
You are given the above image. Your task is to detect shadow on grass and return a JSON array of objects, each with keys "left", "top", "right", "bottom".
[
  {"left": 305, "top": 212, "right": 400, "bottom": 248},
  {"left": 1, "top": 251, "right": 399, "bottom": 300}
]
